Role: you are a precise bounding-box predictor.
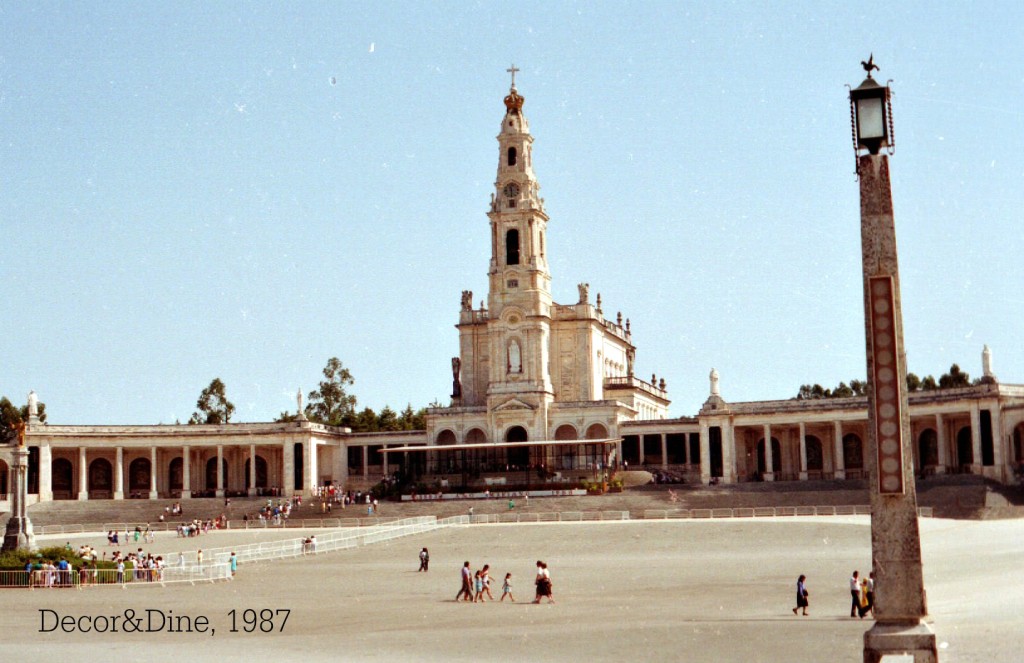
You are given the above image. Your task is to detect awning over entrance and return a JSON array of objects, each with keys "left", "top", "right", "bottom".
[{"left": 377, "top": 438, "right": 621, "bottom": 455}]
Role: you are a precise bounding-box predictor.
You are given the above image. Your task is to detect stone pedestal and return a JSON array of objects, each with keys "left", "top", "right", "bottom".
[
  {"left": 864, "top": 622, "right": 938, "bottom": 663},
  {"left": 762, "top": 472, "right": 774, "bottom": 482}
]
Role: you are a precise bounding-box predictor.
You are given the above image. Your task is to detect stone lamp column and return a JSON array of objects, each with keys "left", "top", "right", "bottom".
[
  {"left": 850, "top": 60, "right": 938, "bottom": 663},
  {"left": 2, "top": 421, "right": 36, "bottom": 551}
]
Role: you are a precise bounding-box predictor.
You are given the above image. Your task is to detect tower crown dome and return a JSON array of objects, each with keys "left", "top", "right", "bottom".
[{"left": 504, "top": 87, "right": 525, "bottom": 114}]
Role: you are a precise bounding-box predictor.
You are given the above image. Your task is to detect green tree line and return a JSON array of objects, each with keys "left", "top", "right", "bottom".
[{"left": 796, "top": 363, "right": 989, "bottom": 400}]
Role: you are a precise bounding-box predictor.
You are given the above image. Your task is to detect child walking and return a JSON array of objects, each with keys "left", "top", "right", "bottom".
[
  {"left": 473, "top": 570, "right": 484, "bottom": 603},
  {"left": 500, "top": 573, "right": 515, "bottom": 602}
]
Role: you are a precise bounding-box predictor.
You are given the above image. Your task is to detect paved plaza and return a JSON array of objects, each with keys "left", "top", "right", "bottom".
[{"left": 0, "top": 516, "right": 1020, "bottom": 662}]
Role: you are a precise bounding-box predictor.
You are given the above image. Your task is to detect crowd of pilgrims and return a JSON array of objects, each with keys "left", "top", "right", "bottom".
[{"left": 23, "top": 541, "right": 169, "bottom": 587}]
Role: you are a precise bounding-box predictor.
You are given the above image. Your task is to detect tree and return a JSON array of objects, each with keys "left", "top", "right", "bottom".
[
  {"left": 905, "top": 373, "right": 921, "bottom": 392},
  {"left": 189, "top": 378, "right": 235, "bottom": 424},
  {"left": 831, "top": 382, "right": 854, "bottom": 398},
  {"left": 939, "top": 364, "right": 971, "bottom": 389},
  {"left": 352, "top": 407, "right": 379, "bottom": 432},
  {"left": 306, "top": 357, "right": 357, "bottom": 426},
  {"left": 397, "top": 404, "right": 427, "bottom": 431},
  {"left": 0, "top": 396, "right": 47, "bottom": 441},
  {"left": 377, "top": 405, "right": 399, "bottom": 431},
  {"left": 920, "top": 375, "right": 938, "bottom": 391}
]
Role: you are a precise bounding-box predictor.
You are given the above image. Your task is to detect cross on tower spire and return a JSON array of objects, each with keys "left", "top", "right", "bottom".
[{"left": 507, "top": 64, "right": 520, "bottom": 90}]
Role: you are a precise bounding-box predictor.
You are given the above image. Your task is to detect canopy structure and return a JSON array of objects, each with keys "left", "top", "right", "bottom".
[
  {"left": 377, "top": 438, "right": 622, "bottom": 487},
  {"left": 377, "top": 438, "right": 621, "bottom": 455}
]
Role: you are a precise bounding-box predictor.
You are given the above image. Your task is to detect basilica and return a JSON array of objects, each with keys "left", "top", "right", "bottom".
[{"left": 4, "top": 76, "right": 1023, "bottom": 508}]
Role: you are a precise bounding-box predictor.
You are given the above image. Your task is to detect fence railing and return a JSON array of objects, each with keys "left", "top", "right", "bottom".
[
  {"left": 35, "top": 516, "right": 434, "bottom": 536},
  {"left": 640, "top": 506, "right": 934, "bottom": 519},
  {"left": 184, "top": 516, "right": 449, "bottom": 567},
  {"left": 0, "top": 563, "right": 231, "bottom": 589}
]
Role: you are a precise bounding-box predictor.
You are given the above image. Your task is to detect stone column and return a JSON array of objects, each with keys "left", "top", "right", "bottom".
[
  {"left": 798, "top": 423, "right": 808, "bottom": 480},
  {"left": 306, "top": 440, "right": 319, "bottom": 494},
  {"left": 698, "top": 422, "right": 710, "bottom": 485},
  {"left": 149, "top": 446, "right": 158, "bottom": 498},
  {"left": 38, "top": 444, "right": 52, "bottom": 501},
  {"left": 856, "top": 149, "right": 935, "bottom": 661},
  {"left": 361, "top": 444, "right": 369, "bottom": 478},
  {"left": 2, "top": 445, "right": 36, "bottom": 551},
  {"left": 722, "top": 424, "right": 736, "bottom": 484},
  {"left": 970, "top": 403, "right": 982, "bottom": 473},
  {"left": 114, "top": 447, "right": 124, "bottom": 500},
  {"left": 762, "top": 424, "right": 774, "bottom": 481},
  {"left": 638, "top": 437, "right": 645, "bottom": 465},
  {"left": 934, "top": 414, "right": 948, "bottom": 474},
  {"left": 248, "top": 444, "right": 257, "bottom": 496},
  {"left": 181, "top": 446, "right": 191, "bottom": 498},
  {"left": 991, "top": 406, "right": 1004, "bottom": 480},
  {"left": 660, "top": 434, "right": 668, "bottom": 471},
  {"left": 216, "top": 445, "right": 225, "bottom": 498},
  {"left": 77, "top": 447, "right": 88, "bottom": 500},
  {"left": 283, "top": 440, "right": 294, "bottom": 497},
  {"left": 833, "top": 421, "right": 846, "bottom": 479},
  {"left": 330, "top": 443, "right": 348, "bottom": 490}
]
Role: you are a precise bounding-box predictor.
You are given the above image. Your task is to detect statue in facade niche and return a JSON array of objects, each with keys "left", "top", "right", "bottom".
[
  {"left": 577, "top": 283, "right": 589, "bottom": 304},
  {"left": 451, "top": 357, "right": 462, "bottom": 398},
  {"left": 508, "top": 341, "right": 522, "bottom": 374}
]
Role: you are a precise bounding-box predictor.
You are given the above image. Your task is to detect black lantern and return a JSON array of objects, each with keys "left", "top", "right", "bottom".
[{"left": 849, "top": 57, "right": 893, "bottom": 155}]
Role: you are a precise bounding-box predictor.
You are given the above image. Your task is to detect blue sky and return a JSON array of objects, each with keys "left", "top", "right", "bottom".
[{"left": 2, "top": 2, "right": 1022, "bottom": 424}]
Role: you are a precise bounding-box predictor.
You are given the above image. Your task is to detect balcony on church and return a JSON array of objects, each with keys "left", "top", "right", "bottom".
[{"left": 604, "top": 375, "right": 669, "bottom": 404}]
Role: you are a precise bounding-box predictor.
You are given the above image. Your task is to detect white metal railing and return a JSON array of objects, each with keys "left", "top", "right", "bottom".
[
  {"left": 35, "top": 516, "right": 439, "bottom": 536},
  {"left": 639, "top": 506, "right": 934, "bottom": 519},
  {"left": 0, "top": 563, "right": 231, "bottom": 589},
  {"left": 185, "top": 516, "right": 446, "bottom": 567}
]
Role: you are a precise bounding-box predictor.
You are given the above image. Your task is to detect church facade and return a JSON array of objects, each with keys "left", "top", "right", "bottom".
[{"left": 4, "top": 76, "right": 1024, "bottom": 508}]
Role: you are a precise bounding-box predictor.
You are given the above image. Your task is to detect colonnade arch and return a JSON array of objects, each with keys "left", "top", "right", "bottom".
[
  {"left": 51, "top": 458, "right": 73, "bottom": 498},
  {"left": 554, "top": 424, "right": 577, "bottom": 440},
  {"left": 205, "top": 457, "right": 227, "bottom": 491},
  {"left": 956, "top": 426, "right": 973, "bottom": 467},
  {"left": 244, "top": 455, "right": 269, "bottom": 489},
  {"left": 168, "top": 457, "right": 183, "bottom": 491},
  {"left": 843, "top": 434, "right": 864, "bottom": 470},
  {"left": 88, "top": 458, "right": 112, "bottom": 495},
  {"left": 756, "top": 437, "right": 781, "bottom": 476},
  {"left": 805, "top": 435, "right": 823, "bottom": 472},
  {"left": 917, "top": 429, "right": 939, "bottom": 470},
  {"left": 129, "top": 457, "right": 152, "bottom": 493},
  {"left": 505, "top": 425, "right": 529, "bottom": 468}
]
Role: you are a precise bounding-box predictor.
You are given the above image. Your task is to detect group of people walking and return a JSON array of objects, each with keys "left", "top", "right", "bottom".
[
  {"left": 790, "top": 569, "right": 874, "bottom": 618},
  {"left": 453, "top": 560, "right": 553, "bottom": 604}
]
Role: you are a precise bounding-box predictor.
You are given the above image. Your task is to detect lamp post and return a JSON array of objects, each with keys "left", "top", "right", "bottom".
[
  {"left": 2, "top": 420, "right": 36, "bottom": 552},
  {"left": 849, "top": 57, "right": 938, "bottom": 662}
]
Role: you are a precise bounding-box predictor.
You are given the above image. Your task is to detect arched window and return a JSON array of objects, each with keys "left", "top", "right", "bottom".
[
  {"left": 507, "top": 146, "right": 517, "bottom": 166},
  {"left": 506, "top": 229, "right": 520, "bottom": 265}
]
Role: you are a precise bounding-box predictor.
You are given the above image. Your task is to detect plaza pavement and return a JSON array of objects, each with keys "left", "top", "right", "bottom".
[{"left": 0, "top": 516, "right": 1020, "bottom": 662}]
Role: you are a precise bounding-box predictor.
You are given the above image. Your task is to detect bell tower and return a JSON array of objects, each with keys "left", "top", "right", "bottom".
[{"left": 485, "top": 66, "right": 554, "bottom": 403}]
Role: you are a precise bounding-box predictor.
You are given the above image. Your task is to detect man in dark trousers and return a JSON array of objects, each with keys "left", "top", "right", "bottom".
[{"left": 455, "top": 561, "right": 473, "bottom": 601}]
